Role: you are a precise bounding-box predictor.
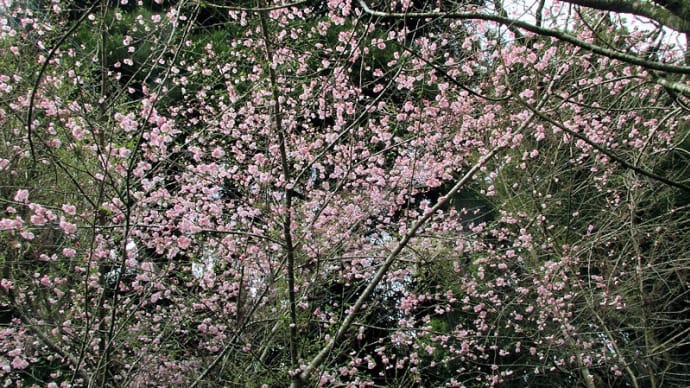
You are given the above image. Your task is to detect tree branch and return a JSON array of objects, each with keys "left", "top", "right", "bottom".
[
  {"left": 652, "top": 74, "right": 690, "bottom": 95},
  {"left": 201, "top": 0, "right": 308, "bottom": 12},
  {"left": 561, "top": 0, "right": 690, "bottom": 33},
  {"left": 356, "top": 0, "right": 690, "bottom": 74},
  {"left": 258, "top": 4, "right": 300, "bottom": 384}
]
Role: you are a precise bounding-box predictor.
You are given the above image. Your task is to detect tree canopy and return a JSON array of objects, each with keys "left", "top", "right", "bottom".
[{"left": 1, "top": 0, "right": 689, "bottom": 386}]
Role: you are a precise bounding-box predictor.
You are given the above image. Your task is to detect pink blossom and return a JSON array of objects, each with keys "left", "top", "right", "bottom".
[
  {"left": 59, "top": 217, "right": 77, "bottom": 235},
  {"left": 13, "top": 189, "right": 29, "bottom": 203},
  {"left": 211, "top": 147, "right": 225, "bottom": 159},
  {"left": 1, "top": 279, "right": 13, "bottom": 290},
  {"left": 11, "top": 357, "right": 28, "bottom": 370},
  {"left": 30, "top": 214, "right": 47, "bottom": 225},
  {"left": 0, "top": 218, "right": 22, "bottom": 231},
  {"left": 177, "top": 236, "right": 192, "bottom": 250},
  {"left": 62, "top": 204, "right": 76, "bottom": 215},
  {"left": 115, "top": 112, "right": 138, "bottom": 132},
  {"left": 7, "top": 349, "right": 21, "bottom": 358},
  {"left": 519, "top": 89, "right": 534, "bottom": 99},
  {"left": 40, "top": 275, "right": 53, "bottom": 287}
]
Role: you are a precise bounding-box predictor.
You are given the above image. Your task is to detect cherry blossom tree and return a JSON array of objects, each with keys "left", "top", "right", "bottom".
[{"left": 1, "top": 0, "right": 689, "bottom": 386}]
